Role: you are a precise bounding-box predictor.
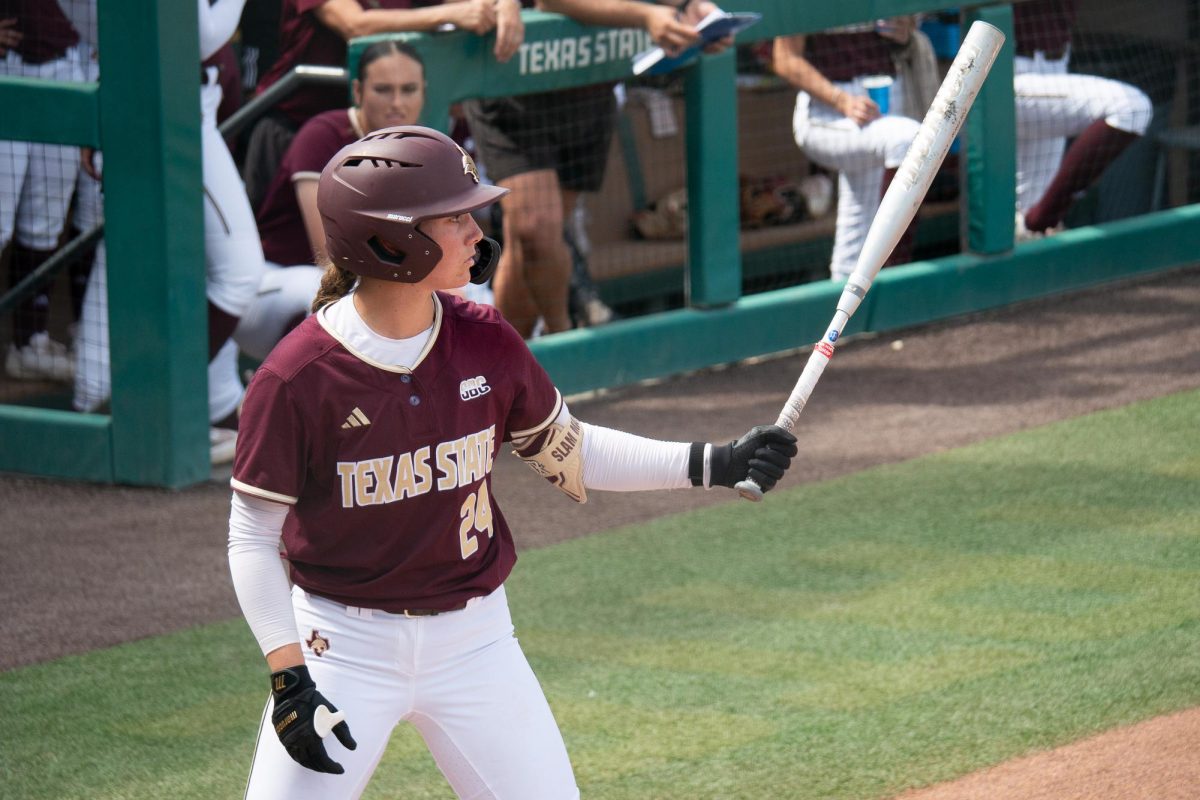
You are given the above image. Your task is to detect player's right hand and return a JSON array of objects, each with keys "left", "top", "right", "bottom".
[
  {"left": 838, "top": 94, "right": 880, "bottom": 127},
  {"left": 710, "top": 425, "right": 798, "bottom": 493},
  {"left": 270, "top": 665, "right": 357, "bottom": 774},
  {"left": 449, "top": 0, "right": 498, "bottom": 35}
]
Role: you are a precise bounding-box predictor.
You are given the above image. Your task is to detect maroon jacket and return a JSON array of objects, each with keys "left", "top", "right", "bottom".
[{"left": 0, "top": 0, "right": 78, "bottom": 64}]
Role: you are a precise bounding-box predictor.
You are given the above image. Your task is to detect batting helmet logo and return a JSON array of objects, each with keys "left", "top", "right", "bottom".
[{"left": 458, "top": 145, "right": 481, "bottom": 183}]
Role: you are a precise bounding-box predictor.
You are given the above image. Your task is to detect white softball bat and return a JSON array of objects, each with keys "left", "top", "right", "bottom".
[{"left": 737, "top": 20, "right": 1006, "bottom": 502}]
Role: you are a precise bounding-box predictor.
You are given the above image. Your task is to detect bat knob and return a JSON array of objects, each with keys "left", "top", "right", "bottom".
[
  {"left": 735, "top": 478, "right": 764, "bottom": 502},
  {"left": 314, "top": 705, "right": 346, "bottom": 739}
]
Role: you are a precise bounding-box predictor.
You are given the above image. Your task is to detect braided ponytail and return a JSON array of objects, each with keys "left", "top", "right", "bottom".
[{"left": 311, "top": 262, "right": 358, "bottom": 313}]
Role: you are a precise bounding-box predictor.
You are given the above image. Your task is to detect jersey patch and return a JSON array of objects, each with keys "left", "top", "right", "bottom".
[{"left": 459, "top": 376, "right": 491, "bottom": 401}]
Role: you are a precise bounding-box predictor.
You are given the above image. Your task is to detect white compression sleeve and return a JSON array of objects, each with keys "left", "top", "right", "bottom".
[
  {"left": 580, "top": 421, "right": 694, "bottom": 491},
  {"left": 227, "top": 492, "right": 300, "bottom": 656}
]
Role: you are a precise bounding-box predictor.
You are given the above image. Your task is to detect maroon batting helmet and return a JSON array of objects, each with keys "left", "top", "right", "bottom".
[{"left": 317, "top": 125, "right": 508, "bottom": 283}]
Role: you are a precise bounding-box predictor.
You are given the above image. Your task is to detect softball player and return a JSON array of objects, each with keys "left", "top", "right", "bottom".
[
  {"left": 73, "top": 0, "right": 264, "bottom": 463},
  {"left": 227, "top": 125, "right": 797, "bottom": 799},
  {"left": 1013, "top": 0, "right": 1152, "bottom": 236},
  {"left": 1, "top": 0, "right": 84, "bottom": 381},
  {"left": 773, "top": 19, "right": 924, "bottom": 282}
]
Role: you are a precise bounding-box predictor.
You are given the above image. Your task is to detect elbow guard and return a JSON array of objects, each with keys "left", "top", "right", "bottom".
[{"left": 513, "top": 416, "right": 587, "bottom": 503}]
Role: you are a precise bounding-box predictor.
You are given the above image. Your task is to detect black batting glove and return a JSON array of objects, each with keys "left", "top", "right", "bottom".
[
  {"left": 708, "top": 425, "right": 798, "bottom": 493},
  {"left": 270, "top": 665, "right": 357, "bottom": 774}
]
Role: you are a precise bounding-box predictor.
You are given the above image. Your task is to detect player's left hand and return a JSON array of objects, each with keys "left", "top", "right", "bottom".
[
  {"left": 710, "top": 425, "right": 798, "bottom": 493},
  {"left": 684, "top": 1, "right": 733, "bottom": 53},
  {"left": 270, "top": 665, "right": 358, "bottom": 774}
]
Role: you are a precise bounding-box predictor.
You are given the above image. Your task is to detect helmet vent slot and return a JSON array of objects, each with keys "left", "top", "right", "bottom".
[
  {"left": 368, "top": 236, "right": 407, "bottom": 266},
  {"left": 342, "top": 157, "right": 420, "bottom": 169}
]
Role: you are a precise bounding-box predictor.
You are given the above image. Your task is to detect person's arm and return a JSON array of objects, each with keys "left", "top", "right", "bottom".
[
  {"left": 540, "top": 0, "right": 704, "bottom": 55},
  {"left": 0, "top": 17, "right": 22, "bottom": 58},
  {"left": 294, "top": 178, "right": 328, "bottom": 263},
  {"left": 227, "top": 491, "right": 300, "bottom": 660},
  {"left": 314, "top": 0, "right": 497, "bottom": 40},
  {"left": 228, "top": 491, "right": 356, "bottom": 773},
  {"left": 492, "top": 0, "right": 525, "bottom": 63},
  {"left": 772, "top": 34, "right": 878, "bottom": 127},
  {"left": 512, "top": 404, "right": 797, "bottom": 497}
]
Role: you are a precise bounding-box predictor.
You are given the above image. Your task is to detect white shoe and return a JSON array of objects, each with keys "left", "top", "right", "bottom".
[
  {"left": 210, "top": 427, "right": 238, "bottom": 466},
  {"left": 5, "top": 332, "right": 74, "bottom": 381},
  {"left": 799, "top": 173, "right": 834, "bottom": 218}
]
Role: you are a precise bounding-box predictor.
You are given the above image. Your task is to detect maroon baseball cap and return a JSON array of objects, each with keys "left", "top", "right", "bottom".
[{"left": 318, "top": 126, "right": 508, "bottom": 283}]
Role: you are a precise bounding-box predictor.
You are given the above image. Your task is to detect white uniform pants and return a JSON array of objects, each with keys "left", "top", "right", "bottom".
[
  {"left": 74, "top": 73, "right": 267, "bottom": 418},
  {"left": 0, "top": 48, "right": 84, "bottom": 249},
  {"left": 792, "top": 75, "right": 921, "bottom": 280},
  {"left": 1014, "top": 50, "right": 1153, "bottom": 212},
  {"left": 72, "top": 243, "right": 246, "bottom": 422},
  {"left": 202, "top": 73, "right": 266, "bottom": 318},
  {"left": 244, "top": 585, "right": 579, "bottom": 800},
  {"left": 204, "top": 263, "right": 323, "bottom": 416}
]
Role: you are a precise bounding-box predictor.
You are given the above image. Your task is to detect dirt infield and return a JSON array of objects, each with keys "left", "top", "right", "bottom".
[
  {"left": 3, "top": 263, "right": 1200, "bottom": 796},
  {"left": 892, "top": 707, "right": 1200, "bottom": 800}
]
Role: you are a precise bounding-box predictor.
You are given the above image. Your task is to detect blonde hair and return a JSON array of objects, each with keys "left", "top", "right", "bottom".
[{"left": 311, "top": 262, "right": 357, "bottom": 313}]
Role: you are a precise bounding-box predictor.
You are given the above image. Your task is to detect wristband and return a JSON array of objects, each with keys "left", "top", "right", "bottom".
[{"left": 688, "top": 441, "right": 706, "bottom": 487}]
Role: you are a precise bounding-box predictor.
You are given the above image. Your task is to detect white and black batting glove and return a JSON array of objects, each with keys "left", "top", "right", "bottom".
[
  {"left": 706, "top": 425, "right": 798, "bottom": 493},
  {"left": 270, "top": 665, "right": 357, "bottom": 774}
]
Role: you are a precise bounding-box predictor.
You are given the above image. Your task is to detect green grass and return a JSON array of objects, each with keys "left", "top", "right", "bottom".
[{"left": 4, "top": 389, "right": 1200, "bottom": 799}]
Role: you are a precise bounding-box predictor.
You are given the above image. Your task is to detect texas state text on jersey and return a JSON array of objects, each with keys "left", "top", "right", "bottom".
[{"left": 336, "top": 425, "right": 497, "bottom": 508}]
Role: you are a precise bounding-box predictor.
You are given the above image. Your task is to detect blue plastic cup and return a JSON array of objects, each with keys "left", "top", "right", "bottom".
[{"left": 862, "top": 75, "right": 893, "bottom": 115}]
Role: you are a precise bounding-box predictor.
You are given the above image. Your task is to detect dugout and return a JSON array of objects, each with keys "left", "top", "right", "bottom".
[{"left": 2, "top": 0, "right": 1199, "bottom": 487}]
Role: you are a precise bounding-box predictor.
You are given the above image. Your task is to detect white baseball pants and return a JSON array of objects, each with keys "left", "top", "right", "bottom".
[
  {"left": 202, "top": 74, "right": 265, "bottom": 319},
  {"left": 792, "top": 75, "right": 921, "bottom": 280},
  {"left": 1014, "top": 49, "right": 1153, "bottom": 212},
  {"left": 243, "top": 584, "right": 579, "bottom": 800},
  {"left": 0, "top": 48, "right": 84, "bottom": 250}
]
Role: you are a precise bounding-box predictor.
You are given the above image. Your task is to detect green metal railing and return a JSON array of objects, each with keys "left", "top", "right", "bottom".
[
  {"left": 0, "top": 0, "right": 207, "bottom": 486},
  {"left": 1, "top": 0, "right": 1196, "bottom": 486}
]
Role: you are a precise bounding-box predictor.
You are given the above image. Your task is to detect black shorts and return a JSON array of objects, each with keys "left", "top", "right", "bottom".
[{"left": 463, "top": 85, "right": 617, "bottom": 192}]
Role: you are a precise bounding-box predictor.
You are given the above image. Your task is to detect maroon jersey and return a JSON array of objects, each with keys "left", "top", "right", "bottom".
[
  {"left": 1013, "top": 0, "right": 1078, "bottom": 58},
  {"left": 232, "top": 293, "right": 562, "bottom": 612},
  {"left": 805, "top": 29, "right": 894, "bottom": 83},
  {"left": 256, "top": 108, "right": 361, "bottom": 265},
  {"left": 257, "top": 0, "right": 435, "bottom": 126},
  {"left": 0, "top": 0, "right": 79, "bottom": 64}
]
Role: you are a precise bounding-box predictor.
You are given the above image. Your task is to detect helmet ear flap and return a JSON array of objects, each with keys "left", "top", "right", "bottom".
[{"left": 470, "top": 237, "right": 501, "bottom": 285}]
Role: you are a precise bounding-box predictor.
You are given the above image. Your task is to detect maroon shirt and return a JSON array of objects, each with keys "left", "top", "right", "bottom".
[
  {"left": 1013, "top": 0, "right": 1078, "bottom": 58},
  {"left": 0, "top": 0, "right": 79, "bottom": 64},
  {"left": 805, "top": 29, "right": 894, "bottom": 83},
  {"left": 257, "top": 0, "right": 435, "bottom": 126},
  {"left": 256, "top": 108, "right": 361, "bottom": 265},
  {"left": 232, "top": 293, "right": 563, "bottom": 612}
]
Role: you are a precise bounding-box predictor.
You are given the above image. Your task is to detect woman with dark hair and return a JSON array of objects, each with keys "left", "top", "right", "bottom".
[{"left": 205, "top": 41, "right": 427, "bottom": 444}]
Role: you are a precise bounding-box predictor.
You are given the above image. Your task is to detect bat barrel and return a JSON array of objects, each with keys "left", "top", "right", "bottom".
[
  {"left": 849, "top": 20, "right": 1005, "bottom": 289},
  {"left": 738, "top": 21, "right": 1005, "bottom": 504}
]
